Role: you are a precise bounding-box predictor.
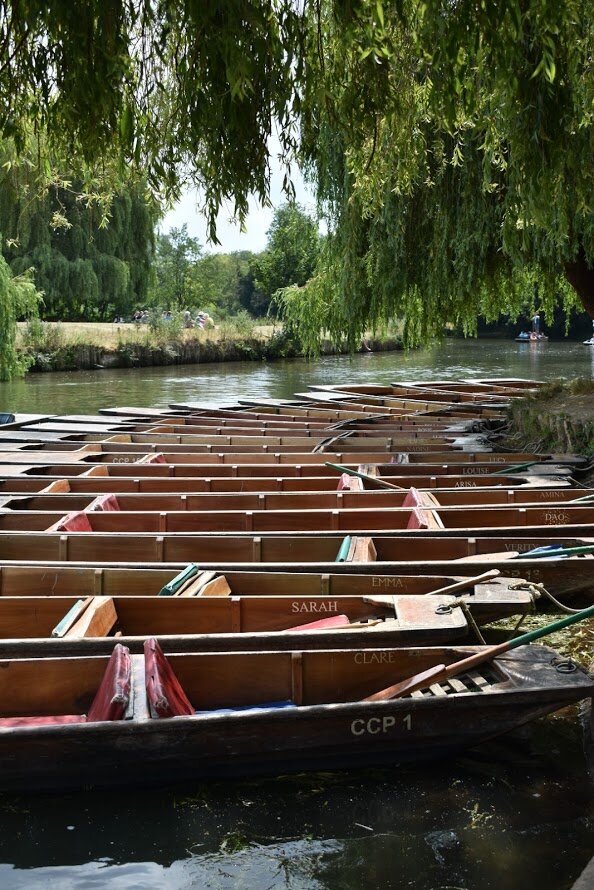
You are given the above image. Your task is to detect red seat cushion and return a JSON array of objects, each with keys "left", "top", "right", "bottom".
[
  {"left": 146, "top": 453, "right": 166, "bottom": 463},
  {"left": 290, "top": 614, "right": 350, "bottom": 631},
  {"left": 144, "top": 637, "right": 194, "bottom": 718},
  {"left": 337, "top": 473, "right": 351, "bottom": 491},
  {"left": 86, "top": 493, "right": 120, "bottom": 512},
  {"left": 402, "top": 487, "right": 421, "bottom": 508},
  {"left": 48, "top": 511, "right": 93, "bottom": 532},
  {"left": 87, "top": 643, "right": 132, "bottom": 722},
  {"left": 0, "top": 715, "right": 86, "bottom": 728}
]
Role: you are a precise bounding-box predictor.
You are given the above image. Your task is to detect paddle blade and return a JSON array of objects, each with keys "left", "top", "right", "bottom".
[{"left": 362, "top": 664, "right": 446, "bottom": 702}]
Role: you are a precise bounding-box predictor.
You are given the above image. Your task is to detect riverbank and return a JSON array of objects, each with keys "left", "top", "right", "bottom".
[
  {"left": 507, "top": 379, "right": 594, "bottom": 455},
  {"left": 16, "top": 321, "right": 403, "bottom": 373}
]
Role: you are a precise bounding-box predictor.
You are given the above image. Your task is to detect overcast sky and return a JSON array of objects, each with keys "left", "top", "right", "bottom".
[{"left": 161, "top": 138, "right": 317, "bottom": 254}]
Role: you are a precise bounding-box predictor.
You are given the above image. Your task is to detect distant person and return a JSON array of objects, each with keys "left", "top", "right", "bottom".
[
  {"left": 531, "top": 313, "right": 541, "bottom": 335},
  {"left": 183, "top": 310, "right": 193, "bottom": 328},
  {"left": 163, "top": 310, "right": 173, "bottom": 321},
  {"left": 133, "top": 310, "right": 142, "bottom": 323}
]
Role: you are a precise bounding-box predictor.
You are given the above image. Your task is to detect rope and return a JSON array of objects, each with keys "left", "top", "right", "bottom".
[{"left": 509, "top": 580, "right": 584, "bottom": 615}]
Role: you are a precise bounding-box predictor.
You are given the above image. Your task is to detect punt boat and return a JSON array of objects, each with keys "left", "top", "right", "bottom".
[
  {"left": 0, "top": 562, "right": 527, "bottom": 603},
  {"left": 0, "top": 638, "right": 590, "bottom": 792},
  {"left": 7, "top": 501, "right": 594, "bottom": 536},
  {"left": 0, "top": 469, "right": 571, "bottom": 495},
  {"left": 0, "top": 485, "right": 588, "bottom": 514},
  {"left": 0, "top": 578, "right": 533, "bottom": 657},
  {"left": 0, "top": 532, "right": 589, "bottom": 596}
]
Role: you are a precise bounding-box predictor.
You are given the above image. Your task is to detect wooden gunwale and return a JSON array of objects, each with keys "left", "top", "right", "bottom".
[{"left": 0, "top": 532, "right": 590, "bottom": 595}]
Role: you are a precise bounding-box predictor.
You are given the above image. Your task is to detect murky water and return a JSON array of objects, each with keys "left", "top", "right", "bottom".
[{"left": 0, "top": 338, "right": 592, "bottom": 889}]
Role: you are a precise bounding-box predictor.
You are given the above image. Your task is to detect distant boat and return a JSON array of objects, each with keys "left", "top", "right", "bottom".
[
  {"left": 515, "top": 333, "right": 548, "bottom": 342},
  {"left": 583, "top": 338, "right": 594, "bottom": 345}
]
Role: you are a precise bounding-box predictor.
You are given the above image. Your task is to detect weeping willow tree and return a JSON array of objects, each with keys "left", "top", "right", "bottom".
[
  {"left": 0, "top": 254, "right": 40, "bottom": 380},
  {"left": 276, "top": 1, "right": 594, "bottom": 349},
  {"left": 0, "top": 152, "right": 157, "bottom": 320},
  {"left": 2, "top": 1, "right": 594, "bottom": 355}
]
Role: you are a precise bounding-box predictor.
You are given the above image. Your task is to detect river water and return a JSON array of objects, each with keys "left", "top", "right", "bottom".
[{"left": 0, "top": 338, "right": 592, "bottom": 890}]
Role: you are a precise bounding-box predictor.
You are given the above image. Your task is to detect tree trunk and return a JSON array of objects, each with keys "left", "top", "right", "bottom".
[{"left": 564, "top": 248, "right": 594, "bottom": 317}]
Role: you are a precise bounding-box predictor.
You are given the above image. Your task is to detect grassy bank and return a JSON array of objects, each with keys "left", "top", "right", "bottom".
[
  {"left": 507, "top": 379, "right": 594, "bottom": 455},
  {"left": 16, "top": 319, "right": 404, "bottom": 372}
]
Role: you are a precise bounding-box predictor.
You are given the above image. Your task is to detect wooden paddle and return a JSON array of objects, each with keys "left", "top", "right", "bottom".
[
  {"left": 324, "top": 461, "right": 406, "bottom": 490},
  {"left": 421, "top": 569, "right": 501, "bottom": 597},
  {"left": 363, "top": 603, "right": 594, "bottom": 702}
]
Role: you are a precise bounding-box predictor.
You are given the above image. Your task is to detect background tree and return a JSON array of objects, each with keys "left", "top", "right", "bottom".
[
  {"left": 0, "top": 156, "right": 156, "bottom": 320},
  {"left": 285, "top": 1, "right": 594, "bottom": 349},
  {"left": 252, "top": 204, "right": 321, "bottom": 315},
  {"left": 0, "top": 254, "right": 40, "bottom": 380},
  {"left": 150, "top": 225, "right": 202, "bottom": 309}
]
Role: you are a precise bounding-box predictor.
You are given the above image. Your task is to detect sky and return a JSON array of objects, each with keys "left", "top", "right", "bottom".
[{"left": 161, "top": 138, "right": 317, "bottom": 255}]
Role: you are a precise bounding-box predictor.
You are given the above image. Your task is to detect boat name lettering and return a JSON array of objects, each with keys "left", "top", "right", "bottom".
[
  {"left": 291, "top": 601, "right": 338, "bottom": 613},
  {"left": 354, "top": 652, "right": 398, "bottom": 665},
  {"left": 112, "top": 457, "right": 134, "bottom": 463},
  {"left": 350, "top": 714, "right": 412, "bottom": 736},
  {"left": 505, "top": 542, "right": 529, "bottom": 552},
  {"left": 371, "top": 577, "right": 403, "bottom": 588},
  {"left": 454, "top": 481, "right": 477, "bottom": 488},
  {"left": 539, "top": 491, "right": 560, "bottom": 499},
  {"left": 462, "top": 467, "right": 489, "bottom": 474},
  {"left": 544, "top": 512, "right": 570, "bottom": 524}
]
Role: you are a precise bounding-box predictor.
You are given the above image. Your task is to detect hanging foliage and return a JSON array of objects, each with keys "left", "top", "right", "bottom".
[
  {"left": 0, "top": 152, "right": 156, "bottom": 320},
  {"left": 0, "top": 254, "right": 40, "bottom": 380}
]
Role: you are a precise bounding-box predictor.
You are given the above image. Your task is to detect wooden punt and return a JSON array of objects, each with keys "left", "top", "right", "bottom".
[
  {"left": 1, "top": 447, "right": 548, "bottom": 465},
  {"left": 0, "top": 581, "right": 534, "bottom": 657},
  {"left": 8, "top": 502, "right": 594, "bottom": 535},
  {"left": 0, "top": 470, "right": 571, "bottom": 495},
  {"left": 0, "top": 563, "right": 528, "bottom": 605},
  {"left": 310, "top": 380, "right": 541, "bottom": 402},
  {"left": 0, "top": 560, "right": 532, "bottom": 600},
  {"left": 0, "top": 434, "right": 489, "bottom": 456},
  {"left": 0, "top": 484, "right": 587, "bottom": 514},
  {"left": 308, "top": 384, "right": 514, "bottom": 404},
  {"left": 0, "top": 641, "right": 590, "bottom": 792},
  {"left": 0, "top": 532, "right": 590, "bottom": 595}
]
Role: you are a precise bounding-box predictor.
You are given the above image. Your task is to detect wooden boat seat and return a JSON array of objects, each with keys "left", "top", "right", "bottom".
[
  {"left": 144, "top": 637, "right": 195, "bottom": 717},
  {"left": 86, "top": 493, "right": 120, "bottom": 512},
  {"left": 0, "top": 643, "right": 131, "bottom": 728},
  {"left": 39, "top": 479, "right": 72, "bottom": 493}
]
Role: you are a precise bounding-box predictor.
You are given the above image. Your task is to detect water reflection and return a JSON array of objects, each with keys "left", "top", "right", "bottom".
[{"left": 0, "top": 725, "right": 592, "bottom": 889}]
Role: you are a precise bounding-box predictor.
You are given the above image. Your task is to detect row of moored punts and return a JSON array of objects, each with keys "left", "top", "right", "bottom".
[{"left": 0, "top": 376, "right": 592, "bottom": 791}]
